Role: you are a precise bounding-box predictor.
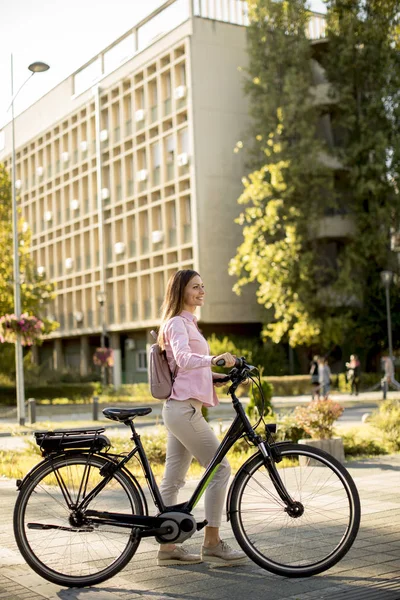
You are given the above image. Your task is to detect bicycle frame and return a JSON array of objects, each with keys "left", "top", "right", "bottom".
[{"left": 75, "top": 390, "right": 295, "bottom": 537}]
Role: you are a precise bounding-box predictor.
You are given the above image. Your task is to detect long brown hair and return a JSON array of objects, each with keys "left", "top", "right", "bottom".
[{"left": 157, "top": 269, "right": 199, "bottom": 349}]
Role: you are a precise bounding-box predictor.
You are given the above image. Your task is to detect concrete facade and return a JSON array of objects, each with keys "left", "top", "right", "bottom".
[{"left": 0, "top": 0, "right": 326, "bottom": 384}]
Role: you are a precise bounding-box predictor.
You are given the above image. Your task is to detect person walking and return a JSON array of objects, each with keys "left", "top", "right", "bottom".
[
  {"left": 310, "top": 355, "right": 320, "bottom": 400},
  {"left": 318, "top": 357, "right": 331, "bottom": 400},
  {"left": 382, "top": 355, "right": 400, "bottom": 392},
  {"left": 156, "top": 269, "right": 247, "bottom": 567},
  {"left": 346, "top": 354, "right": 361, "bottom": 396}
]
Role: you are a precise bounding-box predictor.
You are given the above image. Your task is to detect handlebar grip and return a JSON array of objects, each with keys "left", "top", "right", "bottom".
[{"left": 216, "top": 359, "right": 226, "bottom": 367}]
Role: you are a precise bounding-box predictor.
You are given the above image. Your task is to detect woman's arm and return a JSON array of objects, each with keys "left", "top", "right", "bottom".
[{"left": 166, "top": 317, "right": 214, "bottom": 370}]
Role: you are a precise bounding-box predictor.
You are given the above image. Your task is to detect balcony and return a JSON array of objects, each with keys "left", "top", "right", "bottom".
[{"left": 312, "top": 215, "right": 355, "bottom": 240}]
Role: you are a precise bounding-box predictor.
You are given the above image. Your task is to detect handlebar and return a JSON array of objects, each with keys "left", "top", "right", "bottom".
[{"left": 215, "top": 357, "right": 248, "bottom": 369}]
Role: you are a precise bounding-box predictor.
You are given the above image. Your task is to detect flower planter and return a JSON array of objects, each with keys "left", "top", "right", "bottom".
[{"left": 298, "top": 437, "right": 345, "bottom": 465}]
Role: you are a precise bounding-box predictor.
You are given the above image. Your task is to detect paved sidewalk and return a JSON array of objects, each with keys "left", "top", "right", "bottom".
[{"left": 1, "top": 454, "right": 400, "bottom": 600}]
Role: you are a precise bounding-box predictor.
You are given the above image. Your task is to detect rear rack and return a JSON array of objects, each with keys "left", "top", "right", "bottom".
[{"left": 34, "top": 427, "right": 110, "bottom": 456}]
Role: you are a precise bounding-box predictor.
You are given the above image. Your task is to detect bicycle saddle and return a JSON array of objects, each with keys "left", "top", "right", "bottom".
[{"left": 103, "top": 407, "right": 152, "bottom": 422}]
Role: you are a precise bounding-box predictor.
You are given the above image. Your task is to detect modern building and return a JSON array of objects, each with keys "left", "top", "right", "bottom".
[{"left": 0, "top": 0, "right": 326, "bottom": 384}]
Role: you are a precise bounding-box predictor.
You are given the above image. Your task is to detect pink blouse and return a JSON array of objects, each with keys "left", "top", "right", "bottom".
[{"left": 164, "top": 310, "right": 219, "bottom": 407}]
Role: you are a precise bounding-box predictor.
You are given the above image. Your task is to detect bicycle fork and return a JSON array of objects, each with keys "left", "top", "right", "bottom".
[{"left": 258, "top": 441, "right": 304, "bottom": 518}]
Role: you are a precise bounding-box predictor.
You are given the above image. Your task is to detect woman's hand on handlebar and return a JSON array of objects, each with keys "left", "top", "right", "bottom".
[{"left": 212, "top": 352, "right": 236, "bottom": 368}]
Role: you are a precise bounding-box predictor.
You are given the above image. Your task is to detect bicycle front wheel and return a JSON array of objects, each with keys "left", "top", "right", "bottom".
[
  {"left": 230, "top": 443, "right": 360, "bottom": 577},
  {"left": 14, "top": 453, "right": 144, "bottom": 587}
]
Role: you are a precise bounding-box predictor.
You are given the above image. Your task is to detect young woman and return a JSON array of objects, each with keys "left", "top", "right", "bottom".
[{"left": 156, "top": 269, "right": 246, "bottom": 567}]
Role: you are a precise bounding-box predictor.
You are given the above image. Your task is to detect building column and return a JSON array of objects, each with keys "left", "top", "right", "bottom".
[
  {"left": 110, "top": 332, "right": 122, "bottom": 389},
  {"left": 53, "top": 338, "right": 64, "bottom": 371},
  {"left": 80, "top": 335, "right": 90, "bottom": 376}
]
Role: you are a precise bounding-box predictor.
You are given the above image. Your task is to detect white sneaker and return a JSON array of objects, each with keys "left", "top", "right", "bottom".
[
  {"left": 157, "top": 545, "right": 202, "bottom": 566},
  {"left": 201, "top": 540, "right": 247, "bottom": 566}
]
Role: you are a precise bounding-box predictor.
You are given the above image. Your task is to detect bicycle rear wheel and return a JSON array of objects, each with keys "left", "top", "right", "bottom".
[
  {"left": 230, "top": 443, "right": 360, "bottom": 577},
  {"left": 14, "top": 453, "right": 144, "bottom": 587}
]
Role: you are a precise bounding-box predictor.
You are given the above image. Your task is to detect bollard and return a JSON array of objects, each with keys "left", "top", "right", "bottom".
[
  {"left": 382, "top": 380, "right": 387, "bottom": 400},
  {"left": 28, "top": 398, "right": 36, "bottom": 424},
  {"left": 93, "top": 396, "right": 99, "bottom": 421}
]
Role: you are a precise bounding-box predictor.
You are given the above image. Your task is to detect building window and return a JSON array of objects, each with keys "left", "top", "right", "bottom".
[{"left": 137, "top": 350, "right": 148, "bottom": 372}]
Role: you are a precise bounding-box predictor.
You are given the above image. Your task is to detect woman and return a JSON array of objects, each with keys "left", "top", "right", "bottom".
[{"left": 156, "top": 269, "right": 246, "bottom": 567}]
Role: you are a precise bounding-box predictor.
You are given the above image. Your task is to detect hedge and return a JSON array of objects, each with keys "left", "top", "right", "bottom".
[{"left": 0, "top": 383, "right": 98, "bottom": 405}]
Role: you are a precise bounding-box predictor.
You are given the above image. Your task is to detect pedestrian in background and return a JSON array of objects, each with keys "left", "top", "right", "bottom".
[
  {"left": 346, "top": 354, "right": 361, "bottom": 396},
  {"left": 310, "top": 355, "right": 320, "bottom": 400},
  {"left": 318, "top": 357, "right": 331, "bottom": 400},
  {"left": 382, "top": 355, "right": 400, "bottom": 392}
]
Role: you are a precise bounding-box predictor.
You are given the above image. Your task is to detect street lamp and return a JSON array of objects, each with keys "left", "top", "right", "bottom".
[
  {"left": 10, "top": 55, "right": 50, "bottom": 426},
  {"left": 96, "top": 290, "right": 107, "bottom": 385},
  {"left": 380, "top": 270, "right": 393, "bottom": 359}
]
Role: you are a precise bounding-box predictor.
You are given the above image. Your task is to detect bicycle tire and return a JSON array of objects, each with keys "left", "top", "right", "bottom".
[
  {"left": 14, "top": 453, "right": 144, "bottom": 587},
  {"left": 229, "top": 443, "right": 360, "bottom": 577}
]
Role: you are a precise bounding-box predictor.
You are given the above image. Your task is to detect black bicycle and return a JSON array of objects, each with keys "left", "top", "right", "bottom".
[{"left": 13, "top": 358, "right": 361, "bottom": 588}]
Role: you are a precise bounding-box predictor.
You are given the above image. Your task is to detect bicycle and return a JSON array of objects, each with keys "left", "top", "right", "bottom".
[{"left": 13, "top": 357, "right": 361, "bottom": 588}]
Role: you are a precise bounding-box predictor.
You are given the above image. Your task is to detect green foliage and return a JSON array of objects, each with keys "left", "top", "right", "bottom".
[
  {"left": 207, "top": 333, "right": 288, "bottom": 375},
  {"left": 0, "top": 164, "right": 58, "bottom": 377},
  {"left": 0, "top": 164, "right": 56, "bottom": 321},
  {"left": 0, "top": 383, "right": 98, "bottom": 405},
  {"left": 369, "top": 399, "right": 400, "bottom": 451},
  {"left": 275, "top": 412, "right": 309, "bottom": 443},
  {"left": 230, "top": 0, "right": 400, "bottom": 353},
  {"left": 246, "top": 371, "right": 273, "bottom": 419},
  {"left": 265, "top": 375, "right": 311, "bottom": 396},
  {"left": 341, "top": 430, "right": 387, "bottom": 458},
  {"left": 294, "top": 398, "right": 344, "bottom": 439}
]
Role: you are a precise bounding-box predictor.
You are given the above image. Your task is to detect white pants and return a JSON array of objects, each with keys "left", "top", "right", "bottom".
[{"left": 159, "top": 399, "right": 231, "bottom": 528}]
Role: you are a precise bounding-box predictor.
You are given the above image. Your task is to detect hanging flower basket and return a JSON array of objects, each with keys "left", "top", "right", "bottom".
[
  {"left": 0, "top": 313, "right": 45, "bottom": 346},
  {"left": 93, "top": 347, "right": 114, "bottom": 367}
]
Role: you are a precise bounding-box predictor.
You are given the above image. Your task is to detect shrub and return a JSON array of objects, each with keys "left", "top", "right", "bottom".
[
  {"left": 294, "top": 398, "right": 344, "bottom": 439},
  {"left": 264, "top": 375, "right": 312, "bottom": 396},
  {"left": 369, "top": 400, "right": 400, "bottom": 451},
  {"left": 275, "top": 412, "right": 309, "bottom": 443},
  {"left": 341, "top": 431, "right": 387, "bottom": 458}
]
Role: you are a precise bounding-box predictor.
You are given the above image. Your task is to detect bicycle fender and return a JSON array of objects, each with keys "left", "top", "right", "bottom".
[
  {"left": 16, "top": 451, "right": 148, "bottom": 516},
  {"left": 16, "top": 456, "right": 52, "bottom": 491}
]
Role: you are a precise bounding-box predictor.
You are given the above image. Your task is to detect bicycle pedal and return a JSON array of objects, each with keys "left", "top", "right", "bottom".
[{"left": 196, "top": 519, "right": 208, "bottom": 531}]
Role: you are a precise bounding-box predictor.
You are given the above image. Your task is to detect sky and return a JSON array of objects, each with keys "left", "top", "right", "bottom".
[{"left": 0, "top": 0, "right": 326, "bottom": 130}]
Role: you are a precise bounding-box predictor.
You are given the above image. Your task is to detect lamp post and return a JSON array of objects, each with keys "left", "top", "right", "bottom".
[
  {"left": 380, "top": 270, "right": 393, "bottom": 359},
  {"left": 10, "top": 55, "right": 50, "bottom": 425},
  {"left": 97, "top": 290, "right": 107, "bottom": 385}
]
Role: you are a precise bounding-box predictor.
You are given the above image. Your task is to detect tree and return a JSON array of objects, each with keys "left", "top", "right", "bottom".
[
  {"left": 0, "top": 163, "right": 57, "bottom": 369},
  {"left": 320, "top": 0, "right": 400, "bottom": 358},
  {"left": 230, "top": 0, "right": 400, "bottom": 357}
]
